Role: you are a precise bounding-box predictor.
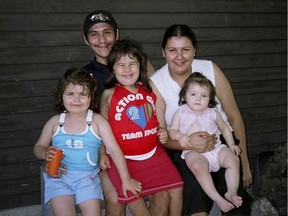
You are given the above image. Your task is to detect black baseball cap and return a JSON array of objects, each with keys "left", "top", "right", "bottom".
[{"left": 83, "top": 10, "right": 118, "bottom": 34}]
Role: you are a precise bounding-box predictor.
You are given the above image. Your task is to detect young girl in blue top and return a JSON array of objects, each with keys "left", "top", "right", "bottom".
[{"left": 33, "top": 68, "right": 142, "bottom": 216}]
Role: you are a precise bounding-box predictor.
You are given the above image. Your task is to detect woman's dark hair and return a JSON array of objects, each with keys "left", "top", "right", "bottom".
[
  {"left": 161, "top": 24, "right": 197, "bottom": 49},
  {"left": 106, "top": 38, "right": 151, "bottom": 92},
  {"left": 179, "top": 72, "right": 217, "bottom": 108},
  {"left": 54, "top": 68, "right": 97, "bottom": 112}
]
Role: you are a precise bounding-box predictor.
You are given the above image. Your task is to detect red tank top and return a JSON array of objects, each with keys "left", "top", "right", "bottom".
[{"left": 108, "top": 84, "right": 159, "bottom": 156}]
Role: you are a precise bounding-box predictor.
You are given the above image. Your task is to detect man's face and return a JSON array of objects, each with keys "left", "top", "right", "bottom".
[{"left": 84, "top": 22, "right": 118, "bottom": 65}]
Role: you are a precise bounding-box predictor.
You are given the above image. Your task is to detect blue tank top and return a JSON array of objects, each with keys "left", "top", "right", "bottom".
[{"left": 52, "top": 110, "right": 102, "bottom": 172}]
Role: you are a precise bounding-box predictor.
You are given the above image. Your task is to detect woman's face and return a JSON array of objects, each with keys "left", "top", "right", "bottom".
[{"left": 162, "top": 36, "right": 196, "bottom": 75}]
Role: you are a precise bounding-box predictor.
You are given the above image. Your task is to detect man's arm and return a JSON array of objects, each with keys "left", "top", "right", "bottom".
[{"left": 147, "top": 60, "right": 155, "bottom": 77}]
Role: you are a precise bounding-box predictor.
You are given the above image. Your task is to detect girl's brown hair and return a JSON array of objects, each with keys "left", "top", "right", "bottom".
[
  {"left": 106, "top": 38, "right": 151, "bottom": 92},
  {"left": 54, "top": 68, "right": 97, "bottom": 112}
]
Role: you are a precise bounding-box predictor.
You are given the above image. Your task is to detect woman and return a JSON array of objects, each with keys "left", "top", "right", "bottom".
[{"left": 149, "top": 24, "right": 253, "bottom": 216}]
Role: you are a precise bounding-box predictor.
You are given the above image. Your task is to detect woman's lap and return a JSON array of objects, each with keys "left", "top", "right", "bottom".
[{"left": 172, "top": 150, "right": 252, "bottom": 215}]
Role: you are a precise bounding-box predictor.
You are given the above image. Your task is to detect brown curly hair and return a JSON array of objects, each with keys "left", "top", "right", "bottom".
[{"left": 54, "top": 68, "right": 97, "bottom": 112}]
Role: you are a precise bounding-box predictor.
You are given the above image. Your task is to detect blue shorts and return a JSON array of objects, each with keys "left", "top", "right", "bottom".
[{"left": 43, "top": 170, "right": 103, "bottom": 204}]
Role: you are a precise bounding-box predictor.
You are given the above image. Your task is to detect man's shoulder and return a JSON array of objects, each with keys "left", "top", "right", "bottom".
[
  {"left": 83, "top": 60, "right": 95, "bottom": 70},
  {"left": 83, "top": 60, "right": 109, "bottom": 77}
]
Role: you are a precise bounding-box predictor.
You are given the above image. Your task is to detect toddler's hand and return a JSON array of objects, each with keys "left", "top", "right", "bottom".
[
  {"left": 43, "top": 146, "right": 67, "bottom": 178},
  {"left": 230, "top": 145, "right": 242, "bottom": 156},
  {"left": 45, "top": 146, "right": 57, "bottom": 162},
  {"left": 179, "top": 135, "right": 191, "bottom": 148}
]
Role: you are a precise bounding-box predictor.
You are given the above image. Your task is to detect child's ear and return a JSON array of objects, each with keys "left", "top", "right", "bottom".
[{"left": 162, "top": 49, "right": 165, "bottom": 58}]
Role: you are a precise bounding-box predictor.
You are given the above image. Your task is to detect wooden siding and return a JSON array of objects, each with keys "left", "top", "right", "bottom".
[{"left": 0, "top": 0, "right": 286, "bottom": 210}]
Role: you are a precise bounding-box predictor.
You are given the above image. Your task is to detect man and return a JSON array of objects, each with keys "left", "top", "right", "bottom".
[{"left": 82, "top": 10, "right": 154, "bottom": 112}]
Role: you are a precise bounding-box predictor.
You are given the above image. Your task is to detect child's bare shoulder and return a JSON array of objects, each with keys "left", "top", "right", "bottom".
[
  {"left": 91, "top": 112, "right": 108, "bottom": 124},
  {"left": 46, "top": 114, "right": 61, "bottom": 124},
  {"left": 43, "top": 114, "right": 61, "bottom": 130}
]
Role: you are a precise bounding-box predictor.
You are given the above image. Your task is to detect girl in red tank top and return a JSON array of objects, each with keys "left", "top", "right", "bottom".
[{"left": 100, "top": 39, "right": 183, "bottom": 216}]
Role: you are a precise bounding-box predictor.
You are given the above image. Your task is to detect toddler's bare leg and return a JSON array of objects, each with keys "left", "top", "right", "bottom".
[
  {"left": 50, "top": 196, "right": 77, "bottom": 216},
  {"left": 219, "top": 147, "right": 243, "bottom": 208},
  {"left": 185, "top": 151, "right": 234, "bottom": 213},
  {"left": 79, "top": 199, "right": 102, "bottom": 216}
]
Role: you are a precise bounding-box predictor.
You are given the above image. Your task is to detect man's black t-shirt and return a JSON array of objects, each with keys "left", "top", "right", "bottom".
[{"left": 83, "top": 57, "right": 110, "bottom": 112}]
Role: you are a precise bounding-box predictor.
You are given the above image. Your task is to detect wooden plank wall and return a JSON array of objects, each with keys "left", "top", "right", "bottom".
[{"left": 0, "top": 0, "right": 286, "bottom": 210}]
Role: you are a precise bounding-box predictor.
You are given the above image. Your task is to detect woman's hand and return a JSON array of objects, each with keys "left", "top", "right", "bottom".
[
  {"left": 242, "top": 161, "right": 253, "bottom": 188},
  {"left": 188, "top": 131, "right": 217, "bottom": 153}
]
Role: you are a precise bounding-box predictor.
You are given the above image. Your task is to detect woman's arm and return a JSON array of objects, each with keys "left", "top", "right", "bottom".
[{"left": 213, "top": 62, "right": 253, "bottom": 188}]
